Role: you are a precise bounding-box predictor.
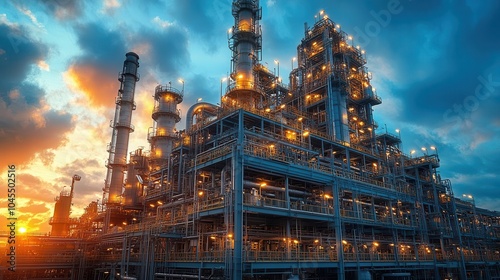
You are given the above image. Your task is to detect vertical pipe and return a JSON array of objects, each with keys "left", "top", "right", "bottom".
[{"left": 333, "top": 179, "right": 345, "bottom": 280}]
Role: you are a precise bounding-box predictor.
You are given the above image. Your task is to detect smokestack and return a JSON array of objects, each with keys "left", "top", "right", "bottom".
[
  {"left": 103, "top": 52, "right": 140, "bottom": 205},
  {"left": 223, "top": 0, "right": 263, "bottom": 110}
]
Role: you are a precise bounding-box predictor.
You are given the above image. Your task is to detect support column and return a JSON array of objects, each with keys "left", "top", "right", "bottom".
[
  {"left": 333, "top": 179, "right": 345, "bottom": 280},
  {"left": 232, "top": 109, "right": 244, "bottom": 279}
]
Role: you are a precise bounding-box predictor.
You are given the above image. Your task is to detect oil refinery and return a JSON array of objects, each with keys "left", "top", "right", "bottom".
[{"left": 2, "top": 0, "right": 500, "bottom": 279}]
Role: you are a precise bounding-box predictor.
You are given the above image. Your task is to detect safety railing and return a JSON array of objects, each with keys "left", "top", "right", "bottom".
[
  {"left": 243, "top": 195, "right": 333, "bottom": 216},
  {"left": 190, "top": 140, "right": 235, "bottom": 168},
  {"left": 199, "top": 197, "right": 225, "bottom": 212},
  {"left": 243, "top": 140, "right": 405, "bottom": 195},
  {"left": 158, "top": 250, "right": 446, "bottom": 263},
  {"left": 155, "top": 84, "right": 183, "bottom": 100}
]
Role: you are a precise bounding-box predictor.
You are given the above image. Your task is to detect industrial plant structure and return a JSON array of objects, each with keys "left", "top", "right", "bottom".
[{"left": 2, "top": 0, "right": 500, "bottom": 279}]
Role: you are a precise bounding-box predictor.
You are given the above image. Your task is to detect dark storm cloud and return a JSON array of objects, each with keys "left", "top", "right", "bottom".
[
  {"left": 356, "top": 0, "right": 500, "bottom": 125},
  {"left": 134, "top": 26, "right": 190, "bottom": 78},
  {"left": 0, "top": 23, "right": 47, "bottom": 101},
  {"left": 261, "top": 1, "right": 322, "bottom": 58},
  {"left": 69, "top": 20, "right": 191, "bottom": 106},
  {"left": 0, "top": 21, "right": 74, "bottom": 171},
  {"left": 67, "top": 22, "right": 130, "bottom": 107},
  {"left": 183, "top": 74, "right": 214, "bottom": 104},
  {"left": 166, "top": 0, "right": 224, "bottom": 52},
  {"left": 72, "top": 22, "right": 128, "bottom": 72}
]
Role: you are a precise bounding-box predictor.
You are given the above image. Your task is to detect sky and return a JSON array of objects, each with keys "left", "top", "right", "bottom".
[{"left": 0, "top": 0, "right": 499, "bottom": 234}]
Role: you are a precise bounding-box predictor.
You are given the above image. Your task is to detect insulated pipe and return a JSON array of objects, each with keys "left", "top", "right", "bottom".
[
  {"left": 243, "top": 180, "right": 310, "bottom": 196},
  {"left": 221, "top": 165, "right": 230, "bottom": 195},
  {"left": 156, "top": 197, "right": 194, "bottom": 216},
  {"left": 185, "top": 102, "right": 219, "bottom": 131},
  {"left": 154, "top": 273, "right": 209, "bottom": 279}
]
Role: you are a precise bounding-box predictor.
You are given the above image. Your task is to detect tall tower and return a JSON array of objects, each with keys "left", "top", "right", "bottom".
[
  {"left": 103, "top": 52, "right": 140, "bottom": 205},
  {"left": 224, "top": 0, "right": 263, "bottom": 110},
  {"left": 148, "top": 84, "right": 183, "bottom": 170},
  {"left": 296, "top": 18, "right": 380, "bottom": 143}
]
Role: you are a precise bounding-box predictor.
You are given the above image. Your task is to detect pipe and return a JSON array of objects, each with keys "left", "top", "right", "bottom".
[
  {"left": 243, "top": 180, "right": 310, "bottom": 196},
  {"left": 185, "top": 102, "right": 219, "bottom": 131},
  {"left": 156, "top": 197, "right": 194, "bottom": 216},
  {"left": 221, "top": 165, "right": 230, "bottom": 195},
  {"left": 154, "top": 273, "right": 209, "bottom": 279}
]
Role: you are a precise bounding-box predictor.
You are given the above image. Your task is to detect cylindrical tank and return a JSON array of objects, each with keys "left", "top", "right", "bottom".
[
  {"left": 123, "top": 148, "right": 147, "bottom": 209},
  {"left": 104, "top": 52, "right": 140, "bottom": 205},
  {"left": 149, "top": 84, "right": 183, "bottom": 170},
  {"left": 50, "top": 191, "right": 72, "bottom": 236}
]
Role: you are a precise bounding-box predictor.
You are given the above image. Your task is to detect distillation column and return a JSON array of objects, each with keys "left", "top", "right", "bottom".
[
  {"left": 148, "top": 84, "right": 183, "bottom": 170},
  {"left": 224, "top": 0, "right": 263, "bottom": 110},
  {"left": 103, "top": 52, "right": 140, "bottom": 205}
]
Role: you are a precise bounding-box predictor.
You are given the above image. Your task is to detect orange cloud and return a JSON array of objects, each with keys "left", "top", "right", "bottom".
[
  {"left": 13, "top": 173, "right": 60, "bottom": 203},
  {"left": 19, "top": 202, "right": 50, "bottom": 214},
  {"left": 0, "top": 111, "right": 73, "bottom": 173},
  {"left": 67, "top": 63, "right": 120, "bottom": 108}
]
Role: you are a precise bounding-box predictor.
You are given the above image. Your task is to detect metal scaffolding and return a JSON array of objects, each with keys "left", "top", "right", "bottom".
[{"left": 2, "top": 1, "right": 499, "bottom": 280}]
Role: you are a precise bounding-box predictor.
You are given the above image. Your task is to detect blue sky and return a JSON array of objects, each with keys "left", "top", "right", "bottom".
[{"left": 0, "top": 0, "right": 499, "bottom": 232}]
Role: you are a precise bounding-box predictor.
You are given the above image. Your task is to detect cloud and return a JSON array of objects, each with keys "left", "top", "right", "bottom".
[
  {"left": 362, "top": 1, "right": 500, "bottom": 125},
  {"left": 0, "top": 21, "right": 74, "bottom": 171},
  {"left": 65, "top": 63, "right": 119, "bottom": 107},
  {"left": 0, "top": 23, "right": 47, "bottom": 89},
  {"left": 14, "top": 173, "right": 60, "bottom": 202},
  {"left": 152, "top": 16, "right": 173, "bottom": 28},
  {"left": 14, "top": 4, "right": 45, "bottom": 29},
  {"left": 66, "top": 20, "right": 190, "bottom": 111},
  {"left": 73, "top": 22, "right": 128, "bottom": 68},
  {"left": 19, "top": 202, "right": 50, "bottom": 215},
  {"left": 103, "top": 0, "right": 121, "bottom": 14},
  {"left": 0, "top": 108, "right": 73, "bottom": 166},
  {"left": 165, "top": 0, "right": 221, "bottom": 52},
  {"left": 37, "top": 60, "right": 50, "bottom": 71},
  {"left": 54, "top": 158, "right": 107, "bottom": 212},
  {"left": 132, "top": 24, "right": 190, "bottom": 78},
  {"left": 39, "top": 0, "right": 84, "bottom": 21},
  {"left": 65, "top": 22, "right": 128, "bottom": 108}
]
